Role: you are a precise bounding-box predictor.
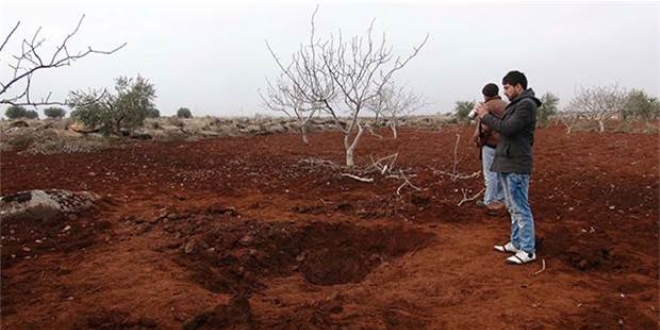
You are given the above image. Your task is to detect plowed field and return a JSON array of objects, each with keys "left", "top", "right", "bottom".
[{"left": 1, "top": 125, "right": 658, "bottom": 329}]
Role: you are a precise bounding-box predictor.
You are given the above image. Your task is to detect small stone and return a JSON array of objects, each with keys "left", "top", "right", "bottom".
[
  {"left": 22, "top": 247, "right": 31, "bottom": 252},
  {"left": 184, "top": 241, "right": 197, "bottom": 254},
  {"left": 62, "top": 225, "right": 71, "bottom": 232},
  {"left": 239, "top": 235, "right": 254, "bottom": 246}
]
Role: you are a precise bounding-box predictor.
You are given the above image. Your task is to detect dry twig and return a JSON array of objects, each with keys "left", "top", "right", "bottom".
[
  {"left": 432, "top": 134, "right": 480, "bottom": 181},
  {"left": 435, "top": 169, "right": 481, "bottom": 181},
  {"left": 457, "top": 188, "right": 485, "bottom": 206},
  {"left": 298, "top": 157, "right": 339, "bottom": 169},
  {"left": 395, "top": 169, "right": 421, "bottom": 196},
  {"left": 367, "top": 153, "right": 399, "bottom": 175},
  {"left": 341, "top": 173, "right": 374, "bottom": 183},
  {"left": 533, "top": 259, "right": 546, "bottom": 275}
]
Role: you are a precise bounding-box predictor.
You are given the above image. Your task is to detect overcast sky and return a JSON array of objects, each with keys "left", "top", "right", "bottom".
[{"left": 1, "top": 0, "right": 658, "bottom": 117}]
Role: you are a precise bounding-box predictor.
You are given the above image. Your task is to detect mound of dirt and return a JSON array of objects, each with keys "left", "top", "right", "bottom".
[
  {"left": 0, "top": 189, "right": 108, "bottom": 271},
  {"left": 1, "top": 189, "right": 99, "bottom": 221}
]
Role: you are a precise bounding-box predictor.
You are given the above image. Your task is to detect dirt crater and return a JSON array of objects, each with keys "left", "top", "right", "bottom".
[{"left": 160, "top": 211, "right": 435, "bottom": 292}]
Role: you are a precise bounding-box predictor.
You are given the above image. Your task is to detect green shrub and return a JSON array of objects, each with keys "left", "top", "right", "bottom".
[
  {"left": 453, "top": 100, "right": 475, "bottom": 122},
  {"left": 146, "top": 108, "right": 160, "bottom": 118},
  {"left": 44, "top": 107, "right": 67, "bottom": 118},
  {"left": 177, "top": 107, "right": 192, "bottom": 118},
  {"left": 69, "top": 75, "right": 156, "bottom": 136},
  {"left": 25, "top": 109, "right": 39, "bottom": 119},
  {"left": 622, "top": 89, "right": 659, "bottom": 120},
  {"left": 538, "top": 92, "right": 559, "bottom": 127},
  {"left": 5, "top": 105, "right": 27, "bottom": 119}
]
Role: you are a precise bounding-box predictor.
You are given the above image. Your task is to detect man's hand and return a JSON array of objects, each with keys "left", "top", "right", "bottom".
[
  {"left": 476, "top": 103, "right": 489, "bottom": 118},
  {"left": 472, "top": 133, "right": 480, "bottom": 147}
]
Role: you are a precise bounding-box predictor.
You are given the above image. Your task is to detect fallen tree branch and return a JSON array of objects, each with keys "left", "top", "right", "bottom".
[
  {"left": 366, "top": 153, "right": 398, "bottom": 175},
  {"left": 430, "top": 134, "right": 481, "bottom": 182},
  {"left": 396, "top": 170, "right": 422, "bottom": 196},
  {"left": 298, "top": 157, "right": 339, "bottom": 169},
  {"left": 341, "top": 173, "right": 374, "bottom": 183},
  {"left": 533, "top": 259, "right": 546, "bottom": 275},
  {"left": 435, "top": 170, "right": 481, "bottom": 181},
  {"left": 366, "top": 124, "right": 383, "bottom": 139},
  {"left": 457, "top": 188, "right": 485, "bottom": 206}
]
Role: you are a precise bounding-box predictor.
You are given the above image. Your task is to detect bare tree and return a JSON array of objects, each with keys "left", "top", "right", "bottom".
[
  {"left": 568, "top": 84, "right": 627, "bottom": 133},
  {"left": 367, "top": 82, "right": 426, "bottom": 139},
  {"left": 259, "top": 73, "right": 320, "bottom": 144},
  {"left": 265, "top": 6, "right": 428, "bottom": 167},
  {"left": 556, "top": 110, "right": 581, "bottom": 135},
  {"left": 263, "top": 6, "right": 337, "bottom": 144},
  {"left": 0, "top": 15, "right": 126, "bottom": 107}
]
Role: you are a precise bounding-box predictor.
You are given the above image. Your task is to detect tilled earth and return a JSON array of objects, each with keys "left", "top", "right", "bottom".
[{"left": 1, "top": 125, "right": 658, "bottom": 329}]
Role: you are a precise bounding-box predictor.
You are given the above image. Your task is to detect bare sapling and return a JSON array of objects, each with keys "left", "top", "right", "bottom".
[
  {"left": 434, "top": 134, "right": 481, "bottom": 181},
  {"left": 367, "top": 82, "right": 426, "bottom": 139},
  {"left": 259, "top": 73, "right": 320, "bottom": 144},
  {"left": 265, "top": 5, "right": 428, "bottom": 167}
]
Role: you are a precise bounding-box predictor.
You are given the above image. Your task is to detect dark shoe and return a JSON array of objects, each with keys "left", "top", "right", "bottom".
[
  {"left": 485, "top": 202, "right": 507, "bottom": 216},
  {"left": 476, "top": 200, "right": 487, "bottom": 208},
  {"left": 487, "top": 202, "right": 505, "bottom": 210}
]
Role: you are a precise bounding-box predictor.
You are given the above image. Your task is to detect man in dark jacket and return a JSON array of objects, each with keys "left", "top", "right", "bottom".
[{"left": 476, "top": 70, "right": 542, "bottom": 265}]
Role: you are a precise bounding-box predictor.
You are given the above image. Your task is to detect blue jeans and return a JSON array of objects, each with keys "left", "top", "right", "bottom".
[
  {"left": 499, "top": 173, "right": 535, "bottom": 253},
  {"left": 482, "top": 146, "right": 504, "bottom": 205}
]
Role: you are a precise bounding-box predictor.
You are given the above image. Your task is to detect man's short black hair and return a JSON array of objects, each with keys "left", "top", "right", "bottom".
[
  {"left": 502, "top": 70, "right": 528, "bottom": 90},
  {"left": 482, "top": 83, "right": 499, "bottom": 98}
]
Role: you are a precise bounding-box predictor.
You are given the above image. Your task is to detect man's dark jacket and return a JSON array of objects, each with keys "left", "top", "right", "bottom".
[{"left": 481, "top": 88, "right": 542, "bottom": 174}]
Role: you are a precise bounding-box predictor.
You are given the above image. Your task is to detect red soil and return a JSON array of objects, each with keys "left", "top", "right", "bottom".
[{"left": 1, "top": 125, "right": 658, "bottom": 329}]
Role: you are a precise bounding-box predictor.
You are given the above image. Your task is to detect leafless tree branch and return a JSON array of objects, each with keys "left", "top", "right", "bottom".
[
  {"left": 367, "top": 82, "right": 427, "bottom": 138},
  {"left": 0, "top": 21, "right": 20, "bottom": 54},
  {"left": 0, "top": 14, "right": 126, "bottom": 107},
  {"left": 394, "top": 169, "right": 421, "bottom": 196},
  {"left": 341, "top": 173, "right": 374, "bottom": 183},
  {"left": 458, "top": 188, "right": 485, "bottom": 206}
]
